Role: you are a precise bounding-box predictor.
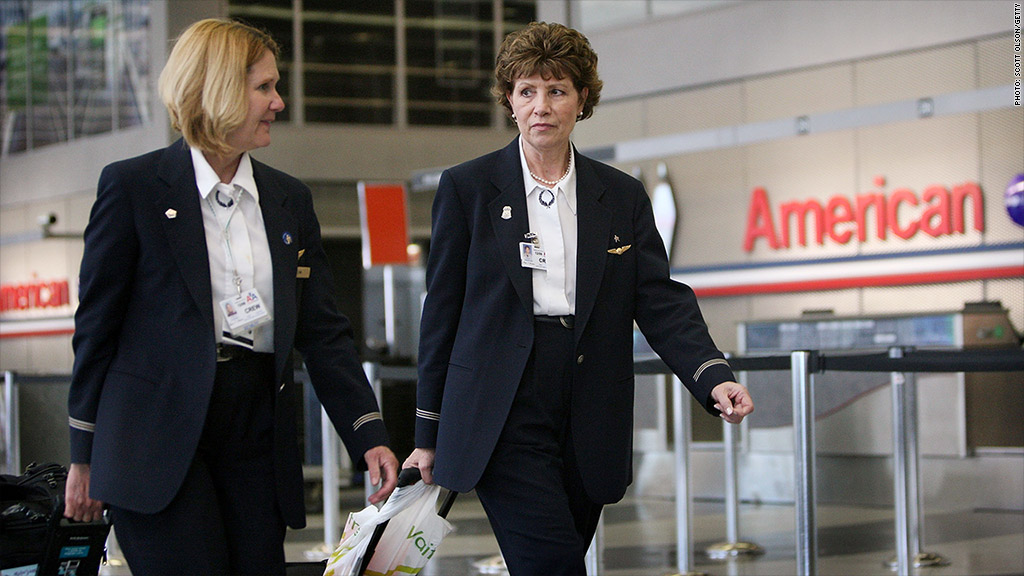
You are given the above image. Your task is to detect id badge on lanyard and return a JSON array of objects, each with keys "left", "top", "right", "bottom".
[{"left": 219, "top": 289, "right": 271, "bottom": 335}]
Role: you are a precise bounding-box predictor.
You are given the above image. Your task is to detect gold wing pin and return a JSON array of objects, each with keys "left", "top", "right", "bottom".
[{"left": 607, "top": 244, "right": 632, "bottom": 255}]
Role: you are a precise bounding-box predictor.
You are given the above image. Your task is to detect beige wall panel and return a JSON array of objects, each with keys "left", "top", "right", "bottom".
[
  {"left": 744, "top": 131, "right": 859, "bottom": 260},
  {"left": 662, "top": 148, "right": 749, "bottom": 266},
  {"left": 744, "top": 64, "right": 855, "bottom": 122},
  {"left": 573, "top": 100, "right": 645, "bottom": 149},
  {"left": 254, "top": 125, "right": 518, "bottom": 183},
  {"left": 0, "top": 339, "right": 29, "bottom": 371},
  {"left": 0, "top": 204, "right": 30, "bottom": 237},
  {"left": 0, "top": 243, "right": 29, "bottom": 288},
  {"left": 24, "top": 336, "right": 74, "bottom": 373},
  {"left": 977, "top": 33, "right": 1017, "bottom": 89},
  {"left": 695, "top": 296, "right": 751, "bottom": 353},
  {"left": 747, "top": 289, "right": 863, "bottom": 322},
  {"left": 855, "top": 115, "right": 983, "bottom": 254},
  {"left": 984, "top": 278, "right": 1024, "bottom": 335},
  {"left": 854, "top": 43, "right": 975, "bottom": 107},
  {"left": 65, "top": 194, "right": 95, "bottom": 233},
  {"left": 644, "top": 83, "right": 744, "bottom": 137},
  {"left": 861, "top": 282, "right": 984, "bottom": 316},
  {"left": 980, "top": 109, "right": 1024, "bottom": 242}
]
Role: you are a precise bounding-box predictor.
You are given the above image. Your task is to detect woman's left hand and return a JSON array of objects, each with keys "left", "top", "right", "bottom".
[
  {"left": 711, "top": 381, "right": 755, "bottom": 424},
  {"left": 363, "top": 445, "right": 400, "bottom": 504}
]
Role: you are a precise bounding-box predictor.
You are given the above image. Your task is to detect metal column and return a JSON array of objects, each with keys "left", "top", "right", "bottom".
[
  {"left": 887, "top": 347, "right": 949, "bottom": 572},
  {"left": 321, "top": 404, "right": 341, "bottom": 553},
  {"left": 706, "top": 419, "right": 764, "bottom": 559},
  {"left": 2, "top": 371, "right": 18, "bottom": 475},
  {"left": 668, "top": 375, "right": 707, "bottom": 576},
  {"left": 792, "top": 351, "right": 818, "bottom": 576}
]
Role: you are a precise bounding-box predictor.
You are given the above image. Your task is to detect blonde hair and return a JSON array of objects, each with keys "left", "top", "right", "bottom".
[
  {"left": 158, "top": 19, "right": 279, "bottom": 155},
  {"left": 492, "top": 22, "right": 602, "bottom": 121}
]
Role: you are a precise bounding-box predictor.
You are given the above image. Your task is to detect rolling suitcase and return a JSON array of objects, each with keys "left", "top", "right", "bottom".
[{"left": 1, "top": 462, "right": 111, "bottom": 576}]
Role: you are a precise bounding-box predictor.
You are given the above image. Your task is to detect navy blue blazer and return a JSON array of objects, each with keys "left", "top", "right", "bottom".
[
  {"left": 68, "top": 139, "right": 388, "bottom": 528},
  {"left": 415, "top": 137, "right": 736, "bottom": 504}
]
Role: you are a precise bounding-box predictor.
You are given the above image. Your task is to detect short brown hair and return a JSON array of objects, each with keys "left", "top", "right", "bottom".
[
  {"left": 158, "top": 19, "right": 279, "bottom": 155},
  {"left": 492, "top": 22, "right": 602, "bottom": 121}
]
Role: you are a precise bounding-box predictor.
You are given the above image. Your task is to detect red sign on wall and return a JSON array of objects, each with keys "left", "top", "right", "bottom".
[
  {"left": 0, "top": 277, "right": 71, "bottom": 313},
  {"left": 358, "top": 182, "right": 410, "bottom": 268},
  {"left": 743, "top": 176, "right": 985, "bottom": 252}
]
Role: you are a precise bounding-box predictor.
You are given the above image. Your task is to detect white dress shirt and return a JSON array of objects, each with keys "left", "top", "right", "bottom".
[
  {"left": 519, "top": 138, "right": 578, "bottom": 316},
  {"left": 192, "top": 147, "right": 275, "bottom": 352}
]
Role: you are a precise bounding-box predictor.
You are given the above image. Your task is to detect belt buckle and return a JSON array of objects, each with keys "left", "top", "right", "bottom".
[
  {"left": 559, "top": 316, "right": 574, "bottom": 329},
  {"left": 216, "top": 344, "right": 234, "bottom": 363}
]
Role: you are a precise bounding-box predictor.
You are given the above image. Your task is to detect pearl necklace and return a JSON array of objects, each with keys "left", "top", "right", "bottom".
[{"left": 529, "top": 149, "right": 573, "bottom": 188}]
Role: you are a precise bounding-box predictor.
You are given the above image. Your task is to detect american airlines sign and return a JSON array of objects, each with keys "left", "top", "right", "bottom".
[{"left": 743, "top": 176, "right": 983, "bottom": 252}]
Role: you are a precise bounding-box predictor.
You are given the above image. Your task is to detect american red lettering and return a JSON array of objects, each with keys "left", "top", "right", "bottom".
[
  {"left": 742, "top": 177, "right": 985, "bottom": 252},
  {"left": 0, "top": 278, "right": 71, "bottom": 313}
]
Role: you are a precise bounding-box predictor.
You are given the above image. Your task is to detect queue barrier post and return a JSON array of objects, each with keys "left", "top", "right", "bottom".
[
  {"left": 665, "top": 375, "right": 709, "bottom": 576},
  {"left": 792, "top": 350, "right": 818, "bottom": 576},
  {"left": 705, "top": 419, "right": 765, "bottom": 560},
  {"left": 584, "top": 512, "right": 604, "bottom": 575},
  {"left": 2, "top": 371, "right": 18, "bottom": 475},
  {"left": 310, "top": 362, "right": 377, "bottom": 559},
  {"left": 320, "top": 404, "right": 341, "bottom": 554},
  {"left": 887, "top": 347, "right": 950, "bottom": 573},
  {"left": 364, "top": 361, "right": 382, "bottom": 504}
]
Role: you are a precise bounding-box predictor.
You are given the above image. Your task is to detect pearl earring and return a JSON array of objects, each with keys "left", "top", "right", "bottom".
[
  {"left": 577, "top": 112, "right": 584, "bottom": 120},
  {"left": 511, "top": 113, "right": 517, "bottom": 121}
]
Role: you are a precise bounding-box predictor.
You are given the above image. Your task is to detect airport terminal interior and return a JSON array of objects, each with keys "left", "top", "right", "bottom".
[{"left": 2, "top": 1, "right": 1022, "bottom": 575}]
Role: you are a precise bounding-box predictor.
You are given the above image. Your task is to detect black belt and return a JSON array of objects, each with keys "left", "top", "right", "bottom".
[
  {"left": 216, "top": 343, "right": 265, "bottom": 363},
  {"left": 535, "top": 315, "right": 574, "bottom": 329}
]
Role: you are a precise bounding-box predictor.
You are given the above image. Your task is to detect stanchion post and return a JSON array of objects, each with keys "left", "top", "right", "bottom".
[
  {"left": 886, "top": 347, "right": 950, "bottom": 572},
  {"left": 792, "top": 350, "right": 818, "bottom": 576},
  {"left": 584, "top": 511, "right": 603, "bottom": 575},
  {"left": 669, "top": 375, "right": 708, "bottom": 576},
  {"left": 890, "top": 347, "right": 911, "bottom": 576},
  {"left": 706, "top": 419, "right": 765, "bottom": 559},
  {"left": 2, "top": 371, "right": 18, "bottom": 475},
  {"left": 321, "top": 404, "right": 341, "bottom": 553},
  {"left": 364, "top": 361, "right": 381, "bottom": 504}
]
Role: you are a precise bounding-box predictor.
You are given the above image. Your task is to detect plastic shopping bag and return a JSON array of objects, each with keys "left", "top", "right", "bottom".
[{"left": 324, "top": 474, "right": 454, "bottom": 576}]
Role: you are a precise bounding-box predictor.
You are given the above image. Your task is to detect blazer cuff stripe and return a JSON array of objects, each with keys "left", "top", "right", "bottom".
[
  {"left": 69, "top": 416, "right": 95, "bottom": 433},
  {"left": 352, "top": 412, "right": 382, "bottom": 431},
  {"left": 693, "top": 358, "right": 730, "bottom": 382},
  {"left": 416, "top": 408, "right": 441, "bottom": 422}
]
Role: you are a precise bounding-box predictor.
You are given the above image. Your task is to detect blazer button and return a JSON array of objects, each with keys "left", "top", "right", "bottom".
[{"left": 577, "top": 354, "right": 584, "bottom": 365}]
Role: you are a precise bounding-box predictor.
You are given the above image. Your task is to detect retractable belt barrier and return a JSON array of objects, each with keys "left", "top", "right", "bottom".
[
  {"left": 639, "top": 347, "right": 1023, "bottom": 576},
  {"left": 5, "top": 347, "right": 1022, "bottom": 576}
]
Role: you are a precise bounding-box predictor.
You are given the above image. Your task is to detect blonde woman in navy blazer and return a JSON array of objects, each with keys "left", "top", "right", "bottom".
[
  {"left": 404, "top": 22, "right": 754, "bottom": 575},
  {"left": 63, "top": 19, "right": 398, "bottom": 575}
]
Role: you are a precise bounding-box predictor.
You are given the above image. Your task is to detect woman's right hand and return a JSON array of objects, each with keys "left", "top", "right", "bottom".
[
  {"left": 64, "top": 463, "right": 105, "bottom": 522},
  {"left": 402, "top": 448, "right": 436, "bottom": 485}
]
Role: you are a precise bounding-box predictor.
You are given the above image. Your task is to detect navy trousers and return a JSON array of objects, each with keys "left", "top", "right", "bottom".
[
  {"left": 474, "top": 318, "right": 604, "bottom": 576},
  {"left": 110, "top": 349, "right": 286, "bottom": 576}
]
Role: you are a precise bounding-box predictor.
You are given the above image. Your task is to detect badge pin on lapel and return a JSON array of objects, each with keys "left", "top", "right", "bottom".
[
  {"left": 164, "top": 208, "right": 177, "bottom": 219},
  {"left": 501, "top": 206, "right": 512, "bottom": 220},
  {"left": 282, "top": 232, "right": 293, "bottom": 245}
]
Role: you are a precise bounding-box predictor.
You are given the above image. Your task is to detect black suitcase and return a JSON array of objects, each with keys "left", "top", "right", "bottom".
[{"left": 1, "top": 462, "right": 111, "bottom": 576}]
